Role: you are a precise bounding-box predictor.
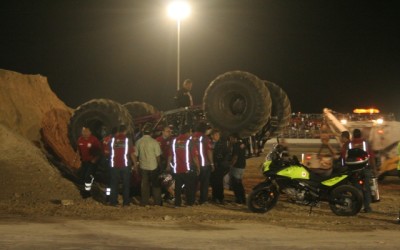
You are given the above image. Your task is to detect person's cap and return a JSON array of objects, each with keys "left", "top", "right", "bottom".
[{"left": 143, "top": 123, "right": 152, "bottom": 134}]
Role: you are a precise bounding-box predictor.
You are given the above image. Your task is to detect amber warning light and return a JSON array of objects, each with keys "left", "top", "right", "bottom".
[{"left": 353, "top": 108, "right": 380, "bottom": 114}]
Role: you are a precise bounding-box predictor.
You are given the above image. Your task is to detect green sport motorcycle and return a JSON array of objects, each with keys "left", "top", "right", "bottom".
[{"left": 248, "top": 144, "right": 367, "bottom": 216}]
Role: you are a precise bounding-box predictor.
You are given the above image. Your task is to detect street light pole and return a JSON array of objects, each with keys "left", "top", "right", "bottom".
[
  {"left": 176, "top": 19, "right": 181, "bottom": 91},
  {"left": 167, "top": 1, "right": 190, "bottom": 91}
]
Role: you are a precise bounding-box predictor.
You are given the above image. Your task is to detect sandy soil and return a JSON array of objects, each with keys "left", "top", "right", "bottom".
[
  {"left": 1, "top": 155, "right": 399, "bottom": 249},
  {"left": 2, "top": 69, "right": 399, "bottom": 249}
]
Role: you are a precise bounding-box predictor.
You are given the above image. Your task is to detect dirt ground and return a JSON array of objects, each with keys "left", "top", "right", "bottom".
[
  {"left": 1, "top": 156, "right": 399, "bottom": 249},
  {"left": 2, "top": 69, "right": 398, "bottom": 248}
]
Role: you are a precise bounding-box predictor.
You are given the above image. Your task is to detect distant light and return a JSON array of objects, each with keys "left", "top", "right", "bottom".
[
  {"left": 376, "top": 118, "right": 384, "bottom": 124},
  {"left": 167, "top": 1, "right": 191, "bottom": 21},
  {"left": 340, "top": 119, "right": 347, "bottom": 125},
  {"left": 353, "top": 108, "right": 380, "bottom": 114},
  {"left": 377, "top": 129, "right": 384, "bottom": 134}
]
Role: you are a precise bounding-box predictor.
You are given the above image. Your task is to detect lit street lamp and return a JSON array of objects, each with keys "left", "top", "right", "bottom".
[{"left": 167, "top": 1, "right": 191, "bottom": 91}]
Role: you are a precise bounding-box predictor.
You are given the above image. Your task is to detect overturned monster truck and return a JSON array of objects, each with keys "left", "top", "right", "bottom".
[
  {"left": 67, "top": 71, "right": 291, "bottom": 191},
  {"left": 69, "top": 70, "right": 290, "bottom": 147}
]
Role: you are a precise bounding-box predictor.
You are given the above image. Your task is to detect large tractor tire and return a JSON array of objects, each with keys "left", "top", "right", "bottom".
[
  {"left": 68, "top": 99, "right": 134, "bottom": 149},
  {"left": 203, "top": 71, "right": 271, "bottom": 138},
  {"left": 123, "top": 101, "right": 159, "bottom": 120},
  {"left": 262, "top": 81, "right": 291, "bottom": 136}
]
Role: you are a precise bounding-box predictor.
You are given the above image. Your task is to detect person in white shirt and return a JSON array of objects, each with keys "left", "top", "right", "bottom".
[{"left": 135, "top": 124, "right": 162, "bottom": 206}]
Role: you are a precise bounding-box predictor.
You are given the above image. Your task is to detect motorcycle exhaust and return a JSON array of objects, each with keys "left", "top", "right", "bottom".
[{"left": 370, "top": 177, "right": 380, "bottom": 202}]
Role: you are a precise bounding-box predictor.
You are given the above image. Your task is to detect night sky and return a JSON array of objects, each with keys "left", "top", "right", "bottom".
[{"left": 1, "top": 0, "right": 399, "bottom": 117}]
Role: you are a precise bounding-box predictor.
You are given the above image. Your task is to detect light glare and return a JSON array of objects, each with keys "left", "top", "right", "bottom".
[{"left": 168, "top": 1, "right": 191, "bottom": 20}]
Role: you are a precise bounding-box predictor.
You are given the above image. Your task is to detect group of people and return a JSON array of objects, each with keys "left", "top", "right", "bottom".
[
  {"left": 75, "top": 121, "right": 248, "bottom": 208},
  {"left": 319, "top": 127, "right": 376, "bottom": 213},
  {"left": 77, "top": 125, "right": 137, "bottom": 206},
  {"left": 75, "top": 78, "right": 249, "bottom": 207}
]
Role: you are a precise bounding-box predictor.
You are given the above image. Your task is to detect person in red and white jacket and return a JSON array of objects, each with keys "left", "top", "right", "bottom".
[
  {"left": 349, "top": 128, "right": 375, "bottom": 213},
  {"left": 77, "top": 126, "right": 102, "bottom": 197},
  {"left": 167, "top": 125, "right": 200, "bottom": 207},
  {"left": 101, "top": 127, "right": 117, "bottom": 199},
  {"left": 156, "top": 125, "right": 173, "bottom": 171},
  {"left": 156, "top": 125, "right": 174, "bottom": 202},
  {"left": 192, "top": 121, "right": 214, "bottom": 205},
  {"left": 108, "top": 125, "right": 138, "bottom": 207}
]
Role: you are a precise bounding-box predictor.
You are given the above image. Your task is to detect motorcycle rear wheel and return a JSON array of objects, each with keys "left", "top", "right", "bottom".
[
  {"left": 247, "top": 184, "right": 279, "bottom": 213},
  {"left": 329, "top": 185, "right": 363, "bottom": 216}
]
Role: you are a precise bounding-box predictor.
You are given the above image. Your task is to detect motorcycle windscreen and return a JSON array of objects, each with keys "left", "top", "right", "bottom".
[
  {"left": 276, "top": 165, "right": 310, "bottom": 180},
  {"left": 262, "top": 160, "right": 272, "bottom": 172}
]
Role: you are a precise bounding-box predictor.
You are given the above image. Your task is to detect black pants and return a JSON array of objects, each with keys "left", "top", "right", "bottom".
[
  {"left": 210, "top": 164, "right": 226, "bottom": 202},
  {"left": 110, "top": 167, "right": 131, "bottom": 205},
  {"left": 230, "top": 169, "right": 246, "bottom": 204},
  {"left": 174, "top": 171, "right": 197, "bottom": 206},
  {"left": 362, "top": 168, "right": 373, "bottom": 210},
  {"left": 80, "top": 161, "right": 97, "bottom": 196},
  {"left": 198, "top": 165, "right": 211, "bottom": 203},
  {"left": 140, "top": 168, "right": 162, "bottom": 206},
  {"left": 80, "top": 161, "right": 96, "bottom": 184}
]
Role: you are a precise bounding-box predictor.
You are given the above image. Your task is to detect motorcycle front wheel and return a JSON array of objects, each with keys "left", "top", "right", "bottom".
[
  {"left": 329, "top": 184, "right": 363, "bottom": 216},
  {"left": 247, "top": 184, "right": 279, "bottom": 213}
]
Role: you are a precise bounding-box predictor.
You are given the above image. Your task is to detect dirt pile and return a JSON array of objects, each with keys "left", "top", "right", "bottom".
[
  {"left": 0, "top": 69, "right": 81, "bottom": 203},
  {"left": 0, "top": 124, "right": 80, "bottom": 202},
  {"left": 0, "top": 69, "right": 79, "bottom": 169}
]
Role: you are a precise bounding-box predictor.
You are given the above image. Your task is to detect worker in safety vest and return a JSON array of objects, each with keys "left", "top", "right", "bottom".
[
  {"left": 77, "top": 126, "right": 102, "bottom": 197},
  {"left": 397, "top": 142, "right": 400, "bottom": 177},
  {"left": 349, "top": 128, "right": 373, "bottom": 213},
  {"left": 101, "top": 127, "right": 117, "bottom": 201},
  {"left": 109, "top": 124, "right": 137, "bottom": 207},
  {"left": 397, "top": 142, "right": 400, "bottom": 223},
  {"left": 167, "top": 124, "right": 200, "bottom": 207},
  {"left": 156, "top": 125, "right": 174, "bottom": 202},
  {"left": 192, "top": 121, "right": 214, "bottom": 205},
  {"left": 156, "top": 125, "right": 173, "bottom": 171}
]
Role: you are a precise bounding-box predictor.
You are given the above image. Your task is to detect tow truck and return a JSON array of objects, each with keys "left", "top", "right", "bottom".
[{"left": 323, "top": 107, "right": 399, "bottom": 180}]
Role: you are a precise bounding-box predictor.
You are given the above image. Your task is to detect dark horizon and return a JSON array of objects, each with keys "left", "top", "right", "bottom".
[{"left": 1, "top": 0, "right": 399, "bottom": 118}]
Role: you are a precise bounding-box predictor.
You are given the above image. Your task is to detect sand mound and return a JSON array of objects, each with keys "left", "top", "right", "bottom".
[
  {"left": 0, "top": 69, "right": 82, "bottom": 202},
  {"left": 0, "top": 69, "right": 79, "bottom": 170},
  {"left": 0, "top": 124, "right": 80, "bottom": 202}
]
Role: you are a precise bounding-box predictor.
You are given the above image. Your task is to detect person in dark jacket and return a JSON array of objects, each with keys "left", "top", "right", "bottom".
[
  {"left": 229, "top": 134, "right": 247, "bottom": 205},
  {"left": 350, "top": 128, "right": 374, "bottom": 213},
  {"left": 174, "top": 79, "right": 193, "bottom": 108},
  {"left": 210, "top": 129, "right": 230, "bottom": 204},
  {"left": 192, "top": 121, "right": 214, "bottom": 205},
  {"left": 77, "top": 126, "right": 102, "bottom": 198}
]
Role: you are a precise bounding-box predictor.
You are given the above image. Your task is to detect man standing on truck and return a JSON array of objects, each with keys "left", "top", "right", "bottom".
[
  {"left": 77, "top": 126, "right": 102, "bottom": 198},
  {"left": 174, "top": 79, "right": 193, "bottom": 108}
]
